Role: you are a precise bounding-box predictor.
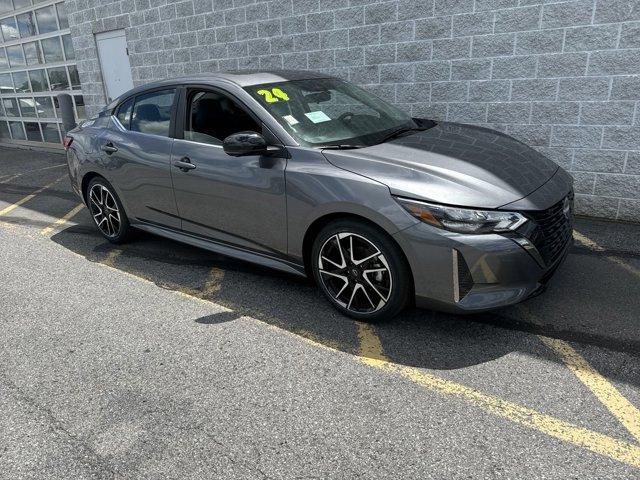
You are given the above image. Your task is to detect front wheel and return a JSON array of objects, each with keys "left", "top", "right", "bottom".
[
  {"left": 86, "top": 177, "right": 132, "bottom": 244},
  {"left": 311, "top": 220, "right": 411, "bottom": 322}
]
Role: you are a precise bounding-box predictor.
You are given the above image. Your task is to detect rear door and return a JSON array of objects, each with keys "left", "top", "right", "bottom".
[
  {"left": 99, "top": 88, "right": 180, "bottom": 229},
  {"left": 170, "top": 86, "right": 288, "bottom": 256}
]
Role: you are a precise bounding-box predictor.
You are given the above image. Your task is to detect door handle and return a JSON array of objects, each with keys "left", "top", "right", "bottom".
[
  {"left": 101, "top": 143, "right": 118, "bottom": 154},
  {"left": 174, "top": 157, "right": 196, "bottom": 172}
]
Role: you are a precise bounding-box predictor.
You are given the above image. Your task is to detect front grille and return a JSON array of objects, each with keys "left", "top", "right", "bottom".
[{"left": 526, "top": 193, "right": 574, "bottom": 267}]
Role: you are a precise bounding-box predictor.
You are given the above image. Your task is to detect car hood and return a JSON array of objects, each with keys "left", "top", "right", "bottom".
[{"left": 322, "top": 122, "right": 561, "bottom": 210}]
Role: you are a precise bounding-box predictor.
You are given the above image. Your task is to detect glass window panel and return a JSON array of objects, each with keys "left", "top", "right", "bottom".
[
  {"left": 116, "top": 97, "right": 133, "bottom": 129},
  {"left": 6, "top": 45, "right": 26, "bottom": 68},
  {"left": 131, "top": 89, "right": 176, "bottom": 137},
  {"left": 53, "top": 96, "right": 60, "bottom": 117},
  {"left": 0, "top": 17, "right": 19, "bottom": 41},
  {"left": 0, "top": 121, "right": 10, "bottom": 140},
  {"left": 68, "top": 65, "right": 79, "bottom": 89},
  {"left": 62, "top": 34, "right": 74, "bottom": 60},
  {"left": 9, "top": 121, "right": 26, "bottom": 140},
  {"left": 0, "top": 73, "right": 14, "bottom": 93},
  {"left": 0, "top": 48, "right": 7, "bottom": 69},
  {"left": 18, "top": 97, "right": 36, "bottom": 117},
  {"left": 41, "top": 36, "right": 63, "bottom": 63},
  {"left": 16, "top": 12, "right": 37, "bottom": 38},
  {"left": 47, "top": 66, "right": 68, "bottom": 90},
  {"left": 36, "top": 96, "right": 54, "bottom": 117},
  {"left": 28, "top": 68, "right": 48, "bottom": 91},
  {"left": 35, "top": 6, "right": 57, "bottom": 34},
  {"left": 24, "top": 121, "right": 42, "bottom": 141},
  {"left": 12, "top": 71, "right": 30, "bottom": 92},
  {"left": 0, "top": 0, "right": 14, "bottom": 16},
  {"left": 74, "top": 95, "right": 85, "bottom": 119},
  {"left": 56, "top": 2, "right": 68, "bottom": 29},
  {"left": 14, "top": 0, "right": 33, "bottom": 9},
  {"left": 23, "top": 41, "right": 43, "bottom": 65},
  {"left": 3, "top": 98, "right": 19, "bottom": 116},
  {"left": 41, "top": 122, "right": 60, "bottom": 143}
]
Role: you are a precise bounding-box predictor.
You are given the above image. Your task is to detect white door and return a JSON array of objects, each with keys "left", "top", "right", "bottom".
[{"left": 95, "top": 30, "right": 134, "bottom": 103}]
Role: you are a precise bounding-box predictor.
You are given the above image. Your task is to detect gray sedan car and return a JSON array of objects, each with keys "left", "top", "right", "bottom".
[{"left": 65, "top": 70, "right": 573, "bottom": 322}]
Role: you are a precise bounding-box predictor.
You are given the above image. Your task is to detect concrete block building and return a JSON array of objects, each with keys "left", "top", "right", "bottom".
[{"left": 0, "top": 0, "right": 638, "bottom": 221}]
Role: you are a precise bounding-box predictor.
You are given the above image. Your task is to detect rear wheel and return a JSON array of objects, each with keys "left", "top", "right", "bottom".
[
  {"left": 86, "top": 177, "right": 132, "bottom": 244},
  {"left": 311, "top": 220, "right": 411, "bottom": 322}
]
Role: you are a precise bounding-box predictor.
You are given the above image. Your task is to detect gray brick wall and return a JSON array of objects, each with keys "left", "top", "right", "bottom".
[{"left": 64, "top": 0, "right": 640, "bottom": 221}]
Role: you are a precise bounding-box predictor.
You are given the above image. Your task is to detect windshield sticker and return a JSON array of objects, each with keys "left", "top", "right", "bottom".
[
  {"left": 271, "top": 87, "right": 289, "bottom": 101},
  {"left": 304, "top": 111, "right": 331, "bottom": 123},
  {"left": 257, "top": 89, "right": 277, "bottom": 103},
  {"left": 257, "top": 87, "right": 290, "bottom": 103},
  {"left": 283, "top": 115, "right": 299, "bottom": 126}
]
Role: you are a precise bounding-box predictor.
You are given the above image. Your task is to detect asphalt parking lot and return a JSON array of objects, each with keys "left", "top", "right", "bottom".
[{"left": 1, "top": 146, "right": 639, "bottom": 479}]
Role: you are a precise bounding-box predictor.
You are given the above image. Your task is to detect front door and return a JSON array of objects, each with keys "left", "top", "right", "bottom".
[{"left": 170, "top": 88, "right": 288, "bottom": 256}]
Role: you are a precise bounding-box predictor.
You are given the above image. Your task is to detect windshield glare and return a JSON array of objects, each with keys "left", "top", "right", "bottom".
[{"left": 244, "top": 78, "right": 415, "bottom": 147}]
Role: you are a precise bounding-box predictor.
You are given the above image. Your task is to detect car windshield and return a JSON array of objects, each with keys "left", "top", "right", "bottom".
[{"left": 244, "top": 78, "right": 417, "bottom": 147}]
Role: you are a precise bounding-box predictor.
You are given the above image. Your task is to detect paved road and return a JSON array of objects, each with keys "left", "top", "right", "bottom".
[{"left": 1, "top": 147, "right": 639, "bottom": 479}]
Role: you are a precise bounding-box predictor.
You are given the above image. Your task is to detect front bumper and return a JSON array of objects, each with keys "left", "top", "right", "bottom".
[{"left": 393, "top": 221, "right": 571, "bottom": 313}]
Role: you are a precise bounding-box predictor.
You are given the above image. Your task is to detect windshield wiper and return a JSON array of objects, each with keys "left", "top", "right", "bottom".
[
  {"left": 379, "top": 127, "right": 429, "bottom": 144},
  {"left": 321, "top": 144, "right": 363, "bottom": 150}
]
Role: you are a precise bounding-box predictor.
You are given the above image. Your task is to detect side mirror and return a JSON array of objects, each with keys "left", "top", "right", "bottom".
[{"left": 223, "top": 131, "right": 268, "bottom": 157}]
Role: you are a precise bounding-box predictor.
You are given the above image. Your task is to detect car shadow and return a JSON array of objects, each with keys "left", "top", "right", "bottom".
[{"left": 50, "top": 222, "right": 640, "bottom": 390}]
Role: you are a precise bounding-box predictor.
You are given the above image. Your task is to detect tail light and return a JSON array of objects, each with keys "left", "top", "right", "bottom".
[{"left": 63, "top": 135, "right": 73, "bottom": 150}]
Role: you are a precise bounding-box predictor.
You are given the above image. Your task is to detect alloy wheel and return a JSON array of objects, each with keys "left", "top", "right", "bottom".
[
  {"left": 318, "top": 232, "right": 392, "bottom": 314},
  {"left": 89, "top": 184, "right": 121, "bottom": 237}
]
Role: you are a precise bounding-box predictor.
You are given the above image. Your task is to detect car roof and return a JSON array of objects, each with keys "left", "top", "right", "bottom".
[{"left": 104, "top": 70, "right": 333, "bottom": 111}]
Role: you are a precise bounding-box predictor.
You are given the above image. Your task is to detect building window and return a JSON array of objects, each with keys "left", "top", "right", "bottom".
[
  {"left": 23, "top": 41, "right": 42, "bottom": 64},
  {"left": 41, "top": 36, "right": 63, "bottom": 62},
  {"left": 0, "top": 0, "right": 79, "bottom": 145},
  {"left": 12, "top": 70, "right": 28, "bottom": 91},
  {"left": 6, "top": 44, "right": 24, "bottom": 67},
  {"left": 0, "top": 16, "right": 18, "bottom": 41},
  {"left": 9, "top": 120, "right": 24, "bottom": 139},
  {"left": 16, "top": 11, "right": 36, "bottom": 38},
  {"left": 35, "top": 5, "right": 57, "bottom": 34}
]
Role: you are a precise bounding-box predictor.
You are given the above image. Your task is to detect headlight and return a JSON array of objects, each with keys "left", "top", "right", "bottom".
[{"left": 396, "top": 197, "right": 527, "bottom": 234}]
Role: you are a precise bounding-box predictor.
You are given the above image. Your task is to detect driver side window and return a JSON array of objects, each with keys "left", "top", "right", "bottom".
[{"left": 185, "top": 90, "right": 261, "bottom": 145}]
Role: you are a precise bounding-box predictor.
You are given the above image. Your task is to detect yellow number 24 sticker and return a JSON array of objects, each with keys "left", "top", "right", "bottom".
[{"left": 257, "top": 87, "right": 289, "bottom": 103}]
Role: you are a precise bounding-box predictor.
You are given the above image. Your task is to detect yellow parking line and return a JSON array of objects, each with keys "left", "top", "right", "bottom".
[
  {"left": 356, "top": 323, "right": 640, "bottom": 469},
  {"left": 102, "top": 248, "right": 123, "bottom": 267},
  {"left": 201, "top": 267, "right": 226, "bottom": 297},
  {"left": 540, "top": 336, "right": 640, "bottom": 444},
  {"left": 40, "top": 203, "right": 84, "bottom": 236},
  {"left": 574, "top": 230, "right": 639, "bottom": 278},
  {"left": 0, "top": 175, "right": 67, "bottom": 218}
]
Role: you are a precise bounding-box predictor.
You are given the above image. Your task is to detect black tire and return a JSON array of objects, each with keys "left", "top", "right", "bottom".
[
  {"left": 311, "top": 219, "right": 411, "bottom": 322},
  {"left": 86, "top": 176, "right": 132, "bottom": 244}
]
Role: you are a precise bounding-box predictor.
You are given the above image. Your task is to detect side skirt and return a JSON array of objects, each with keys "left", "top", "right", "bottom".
[{"left": 133, "top": 221, "right": 307, "bottom": 278}]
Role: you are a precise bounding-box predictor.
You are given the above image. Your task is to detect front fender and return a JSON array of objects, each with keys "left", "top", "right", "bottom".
[{"left": 284, "top": 147, "right": 419, "bottom": 263}]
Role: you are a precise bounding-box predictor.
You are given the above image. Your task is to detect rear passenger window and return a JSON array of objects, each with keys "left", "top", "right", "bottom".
[
  {"left": 116, "top": 97, "right": 134, "bottom": 129},
  {"left": 131, "top": 89, "right": 175, "bottom": 137}
]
